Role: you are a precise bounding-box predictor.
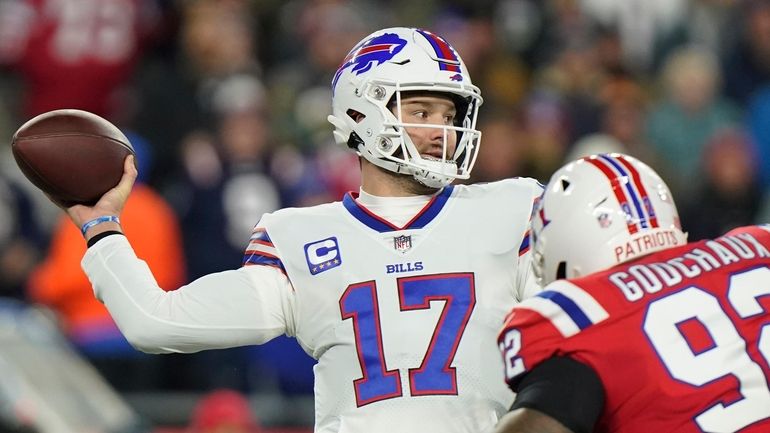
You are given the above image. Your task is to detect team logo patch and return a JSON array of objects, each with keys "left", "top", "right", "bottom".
[
  {"left": 597, "top": 212, "right": 612, "bottom": 228},
  {"left": 393, "top": 235, "right": 412, "bottom": 253},
  {"left": 304, "top": 237, "right": 342, "bottom": 275},
  {"left": 643, "top": 197, "right": 656, "bottom": 218}
]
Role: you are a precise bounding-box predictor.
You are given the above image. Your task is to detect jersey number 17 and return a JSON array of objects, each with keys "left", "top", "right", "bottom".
[{"left": 340, "top": 273, "right": 476, "bottom": 407}]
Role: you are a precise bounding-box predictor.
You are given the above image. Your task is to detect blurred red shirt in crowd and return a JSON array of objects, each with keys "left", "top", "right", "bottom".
[{"left": 0, "top": 0, "right": 163, "bottom": 118}]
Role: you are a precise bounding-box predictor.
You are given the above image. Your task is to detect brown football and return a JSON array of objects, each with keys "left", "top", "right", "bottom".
[{"left": 11, "top": 109, "right": 135, "bottom": 207}]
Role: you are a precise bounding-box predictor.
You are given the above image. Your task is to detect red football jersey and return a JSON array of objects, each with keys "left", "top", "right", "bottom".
[
  {"left": 499, "top": 225, "right": 770, "bottom": 433},
  {"left": 3, "top": 0, "right": 158, "bottom": 118}
]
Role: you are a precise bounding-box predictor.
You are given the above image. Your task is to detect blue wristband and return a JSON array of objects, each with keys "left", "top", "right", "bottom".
[{"left": 80, "top": 216, "right": 121, "bottom": 237}]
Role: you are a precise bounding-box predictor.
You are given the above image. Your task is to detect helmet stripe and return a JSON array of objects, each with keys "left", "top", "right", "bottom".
[
  {"left": 615, "top": 155, "right": 659, "bottom": 228},
  {"left": 584, "top": 157, "right": 639, "bottom": 234},
  {"left": 416, "top": 29, "right": 461, "bottom": 72},
  {"left": 598, "top": 155, "right": 649, "bottom": 231}
]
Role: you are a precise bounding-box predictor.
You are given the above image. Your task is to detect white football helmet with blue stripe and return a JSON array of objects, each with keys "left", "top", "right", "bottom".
[
  {"left": 327, "top": 27, "right": 483, "bottom": 188},
  {"left": 532, "top": 153, "right": 688, "bottom": 286}
]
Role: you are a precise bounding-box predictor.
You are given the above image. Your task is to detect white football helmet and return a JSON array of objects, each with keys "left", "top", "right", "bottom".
[
  {"left": 532, "top": 153, "right": 688, "bottom": 286},
  {"left": 327, "top": 27, "right": 483, "bottom": 188}
]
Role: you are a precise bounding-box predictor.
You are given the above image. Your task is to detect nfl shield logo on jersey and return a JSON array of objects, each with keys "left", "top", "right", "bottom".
[{"left": 393, "top": 235, "right": 412, "bottom": 253}]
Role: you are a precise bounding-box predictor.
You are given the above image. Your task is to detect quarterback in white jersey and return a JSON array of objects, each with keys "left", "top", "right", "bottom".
[
  {"left": 60, "top": 27, "right": 543, "bottom": 432},
  {"left": 242, "top": 179, "right": 542, "bottom": 431}
]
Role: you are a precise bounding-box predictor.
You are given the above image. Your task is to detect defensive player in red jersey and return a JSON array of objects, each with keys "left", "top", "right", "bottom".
[{"left": 496, "top": 153, "right": 770, "bottom": 433}]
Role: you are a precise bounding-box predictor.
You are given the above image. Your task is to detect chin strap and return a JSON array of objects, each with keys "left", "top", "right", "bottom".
[
  {"left": 412, "top": 159, "right": 457, "bottom": 188},
  {"left": 347, "top": 132, "right": 364, "bottom": 150}
]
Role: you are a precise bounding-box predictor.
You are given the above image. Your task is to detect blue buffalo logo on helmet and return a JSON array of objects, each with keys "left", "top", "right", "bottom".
[{"left": 332, "top": 32, "right": 408, "bottom": 92}]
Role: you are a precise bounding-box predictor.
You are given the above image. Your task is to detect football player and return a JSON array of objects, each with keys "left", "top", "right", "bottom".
[
  {"left": 496, "top": 153, "right": 770, "bottom": 433},
  {"left": 62, "top": 28, "right": 543, "bottom": 432}
]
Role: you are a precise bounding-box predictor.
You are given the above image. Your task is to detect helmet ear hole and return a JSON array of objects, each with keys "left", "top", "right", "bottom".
[
  {"left": 347, "top": 109, "right": 365, "bottom": 123},
  {"left": 556, "top": 262, "right": 567, "bottom": 280}
]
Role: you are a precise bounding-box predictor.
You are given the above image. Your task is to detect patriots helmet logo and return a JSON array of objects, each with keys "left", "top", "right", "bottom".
[{"left": 332, "top": 32, "right": 407, "bottom": 93}]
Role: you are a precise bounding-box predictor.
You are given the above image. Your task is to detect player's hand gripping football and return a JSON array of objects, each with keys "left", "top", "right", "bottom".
[{"left": 65, "top": 155, "right": 137, "bottom": 240}]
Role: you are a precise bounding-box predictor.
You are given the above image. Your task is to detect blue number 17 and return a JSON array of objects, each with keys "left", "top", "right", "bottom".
[{"left": 339, "top": 273, "right": 476, "bottom": 407}]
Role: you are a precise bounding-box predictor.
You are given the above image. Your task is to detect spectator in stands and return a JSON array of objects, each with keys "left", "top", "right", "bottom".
[
  {"left": 0, "top": 173, "right": 42, "bottom": 300},
  {"left": 132, "top": 0, "right": 261, "bottom": 189},
  {"left": 722, "top": 0, "right": 770, "bottom": 105},
  {"left": 164, "top": 74, "right": 282, "bottom": 392},
  {"left": 0, "top": 0, "right": 165, "bottom": 119},
  {"left": 746, "top": 84, "right": 770, "bottom": 187},
  {"left": 646, "top": 44, "right": 741, "bottom": 197},
  {"left": 188, "top": 389, "right": 261, "bottom": 433},
  {"left": 171, "top": 74, "right": 280, "bottom": 281},
  {"left": 468, "top": 111, "right": 530, "bottom": 183},
  {"left": 679, "top": 127, "right": 763, "bottom": 241}
]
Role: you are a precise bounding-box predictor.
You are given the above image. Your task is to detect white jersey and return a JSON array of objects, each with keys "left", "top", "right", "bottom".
[{"left": 82, "top": 178, "right": 542, "bottom": 433}]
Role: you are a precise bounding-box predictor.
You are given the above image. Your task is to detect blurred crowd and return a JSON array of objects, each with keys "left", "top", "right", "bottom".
[{"left": 1, "top": 0, "right": 770, "bottom": 414}]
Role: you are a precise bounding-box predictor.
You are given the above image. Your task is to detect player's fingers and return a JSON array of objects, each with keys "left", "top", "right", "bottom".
[
  {"left": 126, "top": 154, "right": 138, "bottom": 179},
  {"left": 117, "top": 155, "right": 138, "bottom": 192},
  {"left": 62, "top": 155, "right": 136, "bottom": 228}
]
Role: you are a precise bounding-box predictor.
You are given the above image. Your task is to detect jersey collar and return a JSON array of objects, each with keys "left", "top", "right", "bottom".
[{"left": 342, "top": 186, "right": 454, "bottom": 232}]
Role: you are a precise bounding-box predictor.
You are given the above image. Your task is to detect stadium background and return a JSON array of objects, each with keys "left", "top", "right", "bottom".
[{"left": 0, "top": 0, "right": 769, "bottom": 431}]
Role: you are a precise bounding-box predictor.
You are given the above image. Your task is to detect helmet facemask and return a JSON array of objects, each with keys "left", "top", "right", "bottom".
[{"left": 379, "top": 84, "right": 482, "bottom": 188}]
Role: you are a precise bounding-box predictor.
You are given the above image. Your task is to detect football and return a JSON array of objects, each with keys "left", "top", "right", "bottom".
[{"left": 11, "top": 109, "right": 135, "bottom": 208}]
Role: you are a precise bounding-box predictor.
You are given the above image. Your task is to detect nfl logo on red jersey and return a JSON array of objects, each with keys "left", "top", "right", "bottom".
[{"left": 393, "top": 235, "right": 412, "bottom": 253}]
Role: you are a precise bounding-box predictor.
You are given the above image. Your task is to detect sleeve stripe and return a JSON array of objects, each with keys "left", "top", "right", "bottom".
[
  {"left": 548, "top": 280, "right": 610, "bottom": 324},
  {"left": 250, "top": 228, "right": 273, "bottom": 242},
  {"left": 516, "top": 281, "right": 609, "bottom": 338},
  {"left": 246, "top": 242, "right": 278, "bottom": 258},
  {"left": 244, "top": 248, "right": 279, "bottom": 260},
  {"left": 537, "top": 291, "right": 593, "bottom": 330},
  {"left": 515, "top": 297, "right": 581, "bottom": 337},
  {"left": 243, "top": 253, "right": 285, "bottom": 272},
  {"left": 243, "top": 227, "right": 284, "bottom": 274}
]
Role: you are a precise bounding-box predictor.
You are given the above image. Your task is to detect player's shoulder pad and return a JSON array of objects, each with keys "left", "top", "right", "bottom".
[
  {"left": 257, "top": 200, "right": 341, "bottom": 228},
  {"left": 726, "top": 224, "right": 770, "bottom": 239},
  {"left": 513, "top": 279, "right": 610, "bottom": 338},
  {"left": 456, "top": 177, "right": 544, "bottom": 199}
]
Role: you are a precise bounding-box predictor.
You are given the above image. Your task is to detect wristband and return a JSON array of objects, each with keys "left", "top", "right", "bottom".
[
  {"left": 80, "top": 216, "right": 121, "bottom": 237},
  {"left": 87, "top": 230, "right": 124, "bottom": 248}
]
